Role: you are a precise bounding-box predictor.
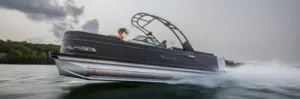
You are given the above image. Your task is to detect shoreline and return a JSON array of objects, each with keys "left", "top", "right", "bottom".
[{"left": 0, "top": 64, "right": 55, "bottom": 66}]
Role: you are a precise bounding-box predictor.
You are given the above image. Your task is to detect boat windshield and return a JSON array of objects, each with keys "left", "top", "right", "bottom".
[{"left": 132, "top": 35, "right": 161, "bottom": 46}]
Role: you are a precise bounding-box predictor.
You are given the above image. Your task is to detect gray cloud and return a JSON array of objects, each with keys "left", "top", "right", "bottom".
[
  {"left": 51, "top": 19, "right": 99, "bottom": 41},
  {"left": 0, "top": 0, "right": 85, "bottom": 40},
  {"left": 51, "top": 22, "right": 74, "bottom": 40},
  {"left": 0, "top": 0, "right": 84, "bottom": 21},
  {"left": 81, "top": 19, "right": 100, "bottom": 33}
]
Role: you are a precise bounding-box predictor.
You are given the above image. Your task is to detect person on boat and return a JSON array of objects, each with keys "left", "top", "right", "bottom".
[{"left": 109, "top": 28, "right": 129, "bottom": 40}]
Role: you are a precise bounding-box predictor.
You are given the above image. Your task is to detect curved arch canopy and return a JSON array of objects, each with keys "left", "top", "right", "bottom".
[{"left": 131, "top": 12, "right": 194, "bottom": 51}]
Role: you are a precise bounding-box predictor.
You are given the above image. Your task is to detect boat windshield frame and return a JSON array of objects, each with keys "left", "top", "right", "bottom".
[
  {"left": 131, "top": 12, "right": 194, "bottom": 51},
  {"left": 132, "top": 35, "right": 161, "bottom": 46}
]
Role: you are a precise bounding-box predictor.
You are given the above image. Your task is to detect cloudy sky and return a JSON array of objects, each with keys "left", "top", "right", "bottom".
[{"left": 0, "top": 0, "right": 299, "bottom": 64}]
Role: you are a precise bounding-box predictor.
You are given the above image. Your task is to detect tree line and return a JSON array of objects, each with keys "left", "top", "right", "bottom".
[
  {"left": 0, "top": 39, "right": 60, "bottom": 64},
  {"left": 225, "top": 60, "right": 243, "bottom": 67}
]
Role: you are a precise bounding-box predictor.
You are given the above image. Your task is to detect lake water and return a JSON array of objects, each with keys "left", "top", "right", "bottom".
[{"left": 0, "top": 62, "right": 300, "bottom": 99}]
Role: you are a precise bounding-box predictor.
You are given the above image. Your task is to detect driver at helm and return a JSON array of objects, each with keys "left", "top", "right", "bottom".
[{"left": 110, "top": 28, "right": 129, "bottom": 40}]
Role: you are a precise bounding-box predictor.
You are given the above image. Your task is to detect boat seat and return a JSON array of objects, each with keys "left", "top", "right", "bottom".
[{"left": 170, "top": 47, "right": 184, "bottom": 51}]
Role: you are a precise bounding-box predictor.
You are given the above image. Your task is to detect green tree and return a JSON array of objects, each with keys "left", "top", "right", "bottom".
[
  {"left": 16, "top": 50, "right": 23, "bottom": 57},
  {"left": 0, "top": 39, "right": 60, "bottom": 64},
  {"left": 39, "top": 52, "right": 47, "bottom": 64}
]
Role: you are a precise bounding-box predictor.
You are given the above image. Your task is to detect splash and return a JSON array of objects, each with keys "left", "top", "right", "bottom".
[{"left": 169, "top": 60, "right": 300, "bottom": 89}]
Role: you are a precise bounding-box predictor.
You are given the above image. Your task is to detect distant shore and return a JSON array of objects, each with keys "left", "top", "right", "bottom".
[
  {"left": 0, "top": 64, "right": 55, "bottom": 65},
  {"left": 225, "top": 60, "right": 244, "bottom": 67},
  {"left": 0, "top": 39, "right": 59, "bottom": 64}
]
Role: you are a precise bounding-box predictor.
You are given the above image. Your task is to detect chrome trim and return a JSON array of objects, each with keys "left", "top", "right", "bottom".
[{"left": 58, "top": 55, "right": 215, "bottom": 74}]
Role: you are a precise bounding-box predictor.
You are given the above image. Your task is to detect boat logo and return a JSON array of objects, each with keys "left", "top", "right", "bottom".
[
  {"left": 64, "top": 45, "right": 97, "bottom": 53},
  {"left": 160, "top": 55, "right": 176, "bottom": 61}
]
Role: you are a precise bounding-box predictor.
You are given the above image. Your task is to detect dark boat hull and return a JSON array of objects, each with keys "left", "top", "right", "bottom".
[{"left": 49, "top": 31, "right": 225, "bottom": 82}]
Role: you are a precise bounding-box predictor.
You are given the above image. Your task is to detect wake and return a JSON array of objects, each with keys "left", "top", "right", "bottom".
[{"left": 169, "top": 60, "right": 300, "bottom": 89}]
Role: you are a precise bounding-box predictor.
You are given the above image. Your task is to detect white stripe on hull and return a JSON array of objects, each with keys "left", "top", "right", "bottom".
[{"left": 58, "top": 56, "right": 215, "bottom": 74}]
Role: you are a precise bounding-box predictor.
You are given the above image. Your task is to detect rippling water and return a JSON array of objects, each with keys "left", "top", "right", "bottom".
[{"left": 0, "top": 62, "right": 300, "bottom": 99}]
